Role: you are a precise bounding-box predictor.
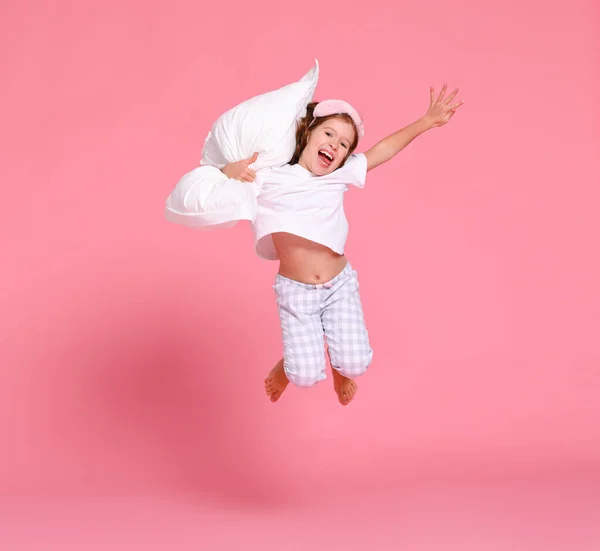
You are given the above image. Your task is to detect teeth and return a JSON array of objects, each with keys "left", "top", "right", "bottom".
[{"left": 320, "top": 150, "right": 333, "bottom": 161}]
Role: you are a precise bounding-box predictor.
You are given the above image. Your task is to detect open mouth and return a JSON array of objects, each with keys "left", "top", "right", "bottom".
[{"left": 318, "top": 150, "right": 334, "bottom": 168}]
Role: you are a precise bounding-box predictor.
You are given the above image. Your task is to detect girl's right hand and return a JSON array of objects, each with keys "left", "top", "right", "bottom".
[{"left": 221, "top": 152, "right": 259, "bottom": 182}]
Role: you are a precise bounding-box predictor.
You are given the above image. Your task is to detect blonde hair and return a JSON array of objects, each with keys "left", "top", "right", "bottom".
[{"left": 290, "top": 102, "right": 359, "bottom": 166}]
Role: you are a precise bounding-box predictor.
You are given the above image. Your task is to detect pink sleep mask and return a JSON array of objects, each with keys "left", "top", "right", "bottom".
[{"left": 311, "top": 99, "right": 364, "bottom": 140}]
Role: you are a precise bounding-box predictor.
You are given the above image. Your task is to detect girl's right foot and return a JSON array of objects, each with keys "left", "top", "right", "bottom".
[
  {"left": 264, "top": 358, "right": 289, "bottom": 402},
  {"left": 331, "top": 368, "right": 358, "bottom": 405}
]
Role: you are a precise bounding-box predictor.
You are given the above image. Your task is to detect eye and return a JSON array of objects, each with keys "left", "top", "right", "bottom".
[
  {"left": 341, "top": 143, "right": 348, "bottom": 149},
  {"left": 325, "top": 131, "right": 332, "bottom": 137}
]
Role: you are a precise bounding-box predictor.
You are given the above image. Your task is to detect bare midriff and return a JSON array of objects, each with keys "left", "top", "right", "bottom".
[{"left": 272, "top": 232, "right": 347, "bottom": 284}]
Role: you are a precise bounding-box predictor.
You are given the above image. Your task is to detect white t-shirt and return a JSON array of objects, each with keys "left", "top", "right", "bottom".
[{"left": 252, "top": 153, "right": 368, "bottom": 260}]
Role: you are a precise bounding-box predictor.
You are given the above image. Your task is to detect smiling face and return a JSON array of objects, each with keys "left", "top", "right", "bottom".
[{"left": 298, "top": 117, "right": 357, "bottom": 176}]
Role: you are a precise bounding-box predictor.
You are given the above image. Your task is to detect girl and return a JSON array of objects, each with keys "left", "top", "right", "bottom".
[{"left": 221, "top": 85, "right": 463, "bottom": 405}]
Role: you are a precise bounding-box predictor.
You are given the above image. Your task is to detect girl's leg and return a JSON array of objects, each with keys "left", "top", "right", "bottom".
[
  {"left": 264, "top": 278, "right": 327, "bottom": 402},
  {"left": 327, "top": 349, "right": 358, "bottom": 406},
  {"left": 321, "top": 268, "right": 373, "bottom": 404}
]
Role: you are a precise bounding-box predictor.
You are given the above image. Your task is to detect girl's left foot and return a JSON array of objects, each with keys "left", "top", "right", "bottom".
[
  {"left": 331, "top": 368, "right": 358, "bottom": 405},
  {"left": 264, "top": 358, "right": 289, "bottom": 402}
]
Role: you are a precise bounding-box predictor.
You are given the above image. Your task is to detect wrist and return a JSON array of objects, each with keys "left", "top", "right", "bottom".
[{"left": 418, "top": 116, "right": 436, "bottom": 131}]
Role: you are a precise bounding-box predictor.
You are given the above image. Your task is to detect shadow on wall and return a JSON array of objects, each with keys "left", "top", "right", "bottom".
[
  {"left": 78, "top": 292, "right": 283, "bottom": 504},
  {"left": 4, "top": 270, "right": 281, "bottom": 505}
]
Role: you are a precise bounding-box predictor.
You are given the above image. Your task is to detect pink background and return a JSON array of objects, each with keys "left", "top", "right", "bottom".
[{"left": 1, "top": 0, "right": 598, "bottom": 548}]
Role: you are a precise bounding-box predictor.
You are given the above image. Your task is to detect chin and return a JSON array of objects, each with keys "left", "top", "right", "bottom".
[
  {"left": 314, "top": 158, "right": 340, "bottom": 175},
  {"left": 314, "top": 165, "right": 330, "bottom": 175},
  {"left": 314, "top": 166, "right": 334, "bottom": 176}
]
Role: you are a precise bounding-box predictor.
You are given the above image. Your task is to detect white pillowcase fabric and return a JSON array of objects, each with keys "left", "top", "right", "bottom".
[
  {"left": 165, "top": 60, "right": 320, "bottom": 230},
  {"left": 164, "top": 166, "right": 256, "bottom": 230}
]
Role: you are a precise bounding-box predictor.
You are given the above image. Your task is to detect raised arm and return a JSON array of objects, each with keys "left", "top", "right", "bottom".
[{"left": 364, "top": 85, "right": 464, "bottom": 172}]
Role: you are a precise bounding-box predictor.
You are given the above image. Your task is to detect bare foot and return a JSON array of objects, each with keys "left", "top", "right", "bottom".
[
  {"left": 331, "top": 368, "right": 358, "bottom": 405},
  {"left": 264, "top": 358, "right": 289, "bottom": 403}
]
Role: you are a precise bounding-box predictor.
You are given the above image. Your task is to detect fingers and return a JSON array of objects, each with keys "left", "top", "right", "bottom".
[
  {"left": 436, "top": 84, "right": 447, "bottom": 103},
  {"left": 241, "top": 166, "right": 256, "bottom": 182},
  {"left": 444, "top": 88, "right": 459, "bottom": 104},
  {"left": 448, "top": 99, "right": 465, "bottom": 110},
  {"left": 226, "top": 153, "right": 260, "bottom": 182},
  {"left": 432, "top": 84, "right": 462, "bottom": 106},
  {"left": 446, "top": 112, "right": 455, "bottom": 123}
]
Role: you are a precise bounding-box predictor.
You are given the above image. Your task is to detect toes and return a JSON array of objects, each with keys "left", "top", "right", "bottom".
[{"left": 342, "top": 383, "right": 357, "bottom": 404}]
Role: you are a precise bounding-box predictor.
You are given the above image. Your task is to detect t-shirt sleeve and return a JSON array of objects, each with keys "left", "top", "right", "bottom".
[{"left": 330, "top": 153, "right": 368, "bottom": 188}]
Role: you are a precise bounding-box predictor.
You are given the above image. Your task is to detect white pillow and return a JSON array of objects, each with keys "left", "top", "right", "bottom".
[
  {"left": 165, "top": 165, "right": 256, "bottom": 230},
  {"left": 201, "top": 59, "right": 319, "bottom": 171},
  {"left": 165, "top": 60, "right": 319, "bottom": 230}
]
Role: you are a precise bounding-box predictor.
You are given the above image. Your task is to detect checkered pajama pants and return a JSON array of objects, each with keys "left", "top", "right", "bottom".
[{"left": 273, "top": 263, "right": 373, "bottom": 387}]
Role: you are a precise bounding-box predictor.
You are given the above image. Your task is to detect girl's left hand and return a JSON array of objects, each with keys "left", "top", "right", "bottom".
[{"left": 424, "top": 85, "right": 464, "bottom": 128}]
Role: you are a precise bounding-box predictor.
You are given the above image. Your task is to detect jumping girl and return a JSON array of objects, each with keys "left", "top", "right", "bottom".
[{"left": 220, "top": 85, "right": 463, "bottom": 405}]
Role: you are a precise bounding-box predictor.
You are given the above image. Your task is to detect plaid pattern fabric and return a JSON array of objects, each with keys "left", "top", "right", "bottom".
[{"left": 273, "top": 263, "right": 373, "bottom": 387}]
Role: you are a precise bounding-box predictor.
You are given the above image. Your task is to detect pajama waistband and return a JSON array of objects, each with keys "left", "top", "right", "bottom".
[{"left": 275, "top": 262, "right": 354, "bottom": 290}]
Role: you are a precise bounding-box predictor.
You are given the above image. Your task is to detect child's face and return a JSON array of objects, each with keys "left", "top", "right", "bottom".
[{"left": 298, "top": 117, "right": 356, "bottom": 176}]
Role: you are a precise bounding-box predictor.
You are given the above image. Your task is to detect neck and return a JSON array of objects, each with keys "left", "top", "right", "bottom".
[{"left": 297, "top": 153, "right": 310, "bottom": 172}]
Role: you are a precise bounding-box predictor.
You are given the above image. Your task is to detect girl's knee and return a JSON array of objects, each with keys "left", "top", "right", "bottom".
[
  {"left": 335, "top": 350, "right": 373, "bottom": 379},
  {"left": 284, "top": 363, "right": 326, "bottom": 388}
]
